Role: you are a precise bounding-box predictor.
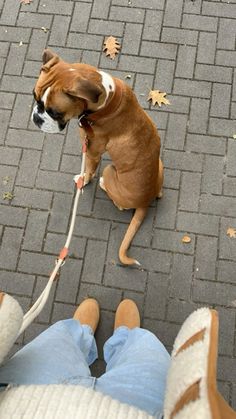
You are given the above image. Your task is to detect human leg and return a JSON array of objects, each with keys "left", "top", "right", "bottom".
[
  {"left": 0, "top": 299, "right": 99, "bottom": 386},
  {"left": 96, "top": 300, "right": 170, "bottom": 416}
]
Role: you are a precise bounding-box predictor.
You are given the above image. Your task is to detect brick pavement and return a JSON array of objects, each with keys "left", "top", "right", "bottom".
[{"left": 0, "top": 0, "right": 236, "bottom": 408}]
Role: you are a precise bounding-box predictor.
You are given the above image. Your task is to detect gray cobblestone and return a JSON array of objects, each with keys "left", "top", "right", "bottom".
[
  {"left": 195, "top": 236, "right": 218, "bottom": 279},
  {"left": 23, "top": 210, "right": 48, "bottom": 252},
  {"left": 0, "top": 227, "right": 23, "bottom": 270},
  {"left": 197, "top": 32, "right": 217, "bottom": 64},
  {"left": 71, "top": 2, "right": 91, "bottom": 32},
  {"left": 177, "top": 212, "right": 219, "bottom": 236},
  {"left": 188, "top": 99, "right": 210, "bottom": 134},
  {"left": 202, "top": 155, "right": 224, "bottom": 195},
  {"left": 185, "top": 134, "right": 226, "bottom": 156},
  {"left": 210, "top": 84, "right": 231, "bottom": 118}
]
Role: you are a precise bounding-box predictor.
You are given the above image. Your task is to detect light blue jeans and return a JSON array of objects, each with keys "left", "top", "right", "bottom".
[{"left": 0, "top": 319, "right": 170, "bottom": 417}]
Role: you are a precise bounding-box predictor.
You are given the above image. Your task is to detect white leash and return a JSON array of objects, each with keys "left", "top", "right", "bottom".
[{"left": 17, "top": 138, "right": 88, "bottom": 338}]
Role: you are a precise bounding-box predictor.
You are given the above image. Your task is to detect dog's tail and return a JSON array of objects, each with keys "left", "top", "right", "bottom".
[{"left": 119, "top": 207, "right": 148, "bottom": 266}]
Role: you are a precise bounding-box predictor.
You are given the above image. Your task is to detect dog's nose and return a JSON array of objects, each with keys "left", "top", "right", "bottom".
[{"left": 33, "top": 112, "right": 44, "bottom": 128}]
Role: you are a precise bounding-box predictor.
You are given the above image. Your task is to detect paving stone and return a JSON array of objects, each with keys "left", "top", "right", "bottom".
[
  {"left": 202, "top": 1, "right": 236, "bottom": 18},
  {"left": 56, "top": 258, "right": 83, "bottom": 303},
  {"left": 144, "top": 272, "right": 169, "bottom": 320},
  {"left": 202, "top": 155, "right": 224, "bottom": 195},
  {"left": 219, "top": 217, "right": 236, "bottom": 261},
  {"left": 177, "top": 212, "right": 219, "bottom": 236},
  {"left": 141, "top": 41, "right": 177, "bottom": 59},
  {"left": 161, "top": 27, "right": 198, "bottom": 46},
  {"left": 104, "top": 263, "right": 147, "bottom": 292},
  {"left": 182, "top": 13, "right": 218, "bottom": 31},
  {"left": 23, "top": 210, "right": 48, "bottom": 252},
  {"left": 227, "top": 140, "right": 236, "bottom": 177},
  {"left": 49, "top": 15, "right": 70, "bottom": 46},
  {"left": 0, "top": 0, "right": 20, "bottom": 25},
  {"left": 153, "top": 229, "right": 195, "bottom": 255},
  {"left": 78, "top": 283, "right": 122, "bottom": 311},
  {"left": 197, "top": 32, "right": 217, "bottom": 64},
  {"left": 195, "top": 64, "right": 232, "bottom": 83},
  {"left": 91, "top": 0, "right": 110, "bottom": 19},
  {"left": 0, "top": 109, "right": 11, "bottom": 144},
  {"left": 88, "top": 18, "right": 124, "bottom": 36},
  {"left": 218, "top": 260, "right": 236, "bottom": 283},
  {"left": 71, "top": 2, "right": 91, "bottom": 32},
  {"left": 169, "top": 254, "right": 193, "bottom": 300},
  {"left": 224, "top": 177, "right": 236, "bottom": 197},
  {"left": 13, "top": 186, "right": 53, "bottom": 210},
  {"left": 38, "top": 0, "right": 74, "bottom": 15},
  {"left": 6, "top": 129, "right": 44, "bottom": 150},
  {"left": 67, "top": 32, "right": 103, "bottom": 51},
  {"left": 188, "top": 98, "right": 210, "bottom": 134},
  {"left": 0, "top": 271, "right": 35, "bottom": 296},
  {"left": 122, "top": 23, "right": 142, "bottom": 55},
  {"left": 48, "top": 192, "right": 73, "bottom": 234},
  {"left": 217, "top": 307, "right": 235, "bottom": 356},
  {"left": 163, "top": 150, "right": 203, "bottom": 172},
  {"left": 143, "top": 10, "right": 163, "bottom": 41},
  {"left": 81, "top": 239, "right": 107, "bottom": 284},
  {"left": 10, "top": 94, "right": 33, "bottom": 129},
  {"left": 173, "top": 79, "right": 211, "bottom": 98},
  {"left": 165, "top": 114, "right": 188, "bottom": 150},
  {"left": 118, "top": 54, "right": 155, "bottom": 74},
  {"left": 200, "top": 194, "right": 236, "bottom": 217},
  {"left": 155, "top": 59, "right": 175, "bottom": 94},
  {"left": 195, "top": 236, "right": 218, "bottom": 279},
  {"left": 0, "top": 205, "right": 27, "bottom": 228},
  {"left": 16, "top": 149, "right": 41, "bottom": 187},
  {"left": 210, "top": 83, "right": 231, "bottom": 118},
  {"left": 209, "top": 118, "right": 235, "bottom": 137},
  {"left": 155, "top": 189, "right": 178, "bottom": 230},
  {"left": 110, "top": 6, "right": 145, "bottom": 23},
  {"left": 164, "top": 0, "right": 183, "bottom": 27},
  {"left": 40, "top": 135, "right": 64, "bottom": 171},
  {"left": 17, "top": 12, "right": 53, "bottom": 29},
  {"left": 18, "top": 251, "right": 55, "bottom": 276},
  {"left": 0, "top": 227, "right": 23, "bottom": 270},
  {"left": 185, "top": 134, "right": 226, "bottom": 156},
  {"left": 193, "top": 279, "right": 236, "bottom": 307}
]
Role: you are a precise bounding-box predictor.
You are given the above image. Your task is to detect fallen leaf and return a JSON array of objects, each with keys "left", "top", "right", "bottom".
[
  {"left": 2, "top": 176, "right": 10, "bottom": 185},
  {"left": 103, "top": 36, "right": 121, "bottom": 60},
  {"left": 233, "top": 134, "right": 236, "bottom": 139},
  {"left": 182, "top": 235, "right": 191, "bottom": 243},
  {"left": 19, "top": 41, "right": 23, "bottom": 46},
  {"left": 125, "top": 74, "right": 132, "bottom": 79},
  {"left": 227, "top": 227, "right": 236, "bottom": 238},
  {"left": 3, "top": 192, "right": 14, "bottom": 201},
  {"left": 148, "top": 90, "right": 170, "bottom": 107},
  {"left": 41, "top": 26, "right": 49, "bottom": 33},
  {"left": 20, "top": 0, "right": 32, "bottom": 4}
]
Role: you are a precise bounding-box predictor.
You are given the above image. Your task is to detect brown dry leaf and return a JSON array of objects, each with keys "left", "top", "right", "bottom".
[
  {"left": 182, "top": 235, "right": 191, "bottom": 244},
  {"left": 20, "top": 0, "right": 32, "bottom": 4},
  {"left": 227, "top": 227, "right": 236, "bottom": 238},
  {"left": 147, "top": 90, "right": 170, "bottom": 107},
  {"left": 103, "top": 36, "right": 121, "bottom": 60}
]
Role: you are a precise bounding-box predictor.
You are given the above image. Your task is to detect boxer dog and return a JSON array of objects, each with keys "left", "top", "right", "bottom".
[{"left": 32, "top": 49, "right": 163, "bottom": 266}]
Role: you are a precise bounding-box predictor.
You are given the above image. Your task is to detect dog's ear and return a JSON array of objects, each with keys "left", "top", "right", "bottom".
[
  {"left": 41, "top": 49, "right": 59, "bottom": 72},
  {"left": 64, "top": 78, "right": 103, "bottom": 103}
]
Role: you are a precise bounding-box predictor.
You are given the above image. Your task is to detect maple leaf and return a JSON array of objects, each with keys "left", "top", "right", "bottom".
[
  {"left": 3, "top": 192, "right": 14, "bottom": 201},
  {"left": 182, "top": 235, "right": 191, "bottom": 244},
  {"left": 227, "top": 227, "right": 236, "bottom": 238},
  {"left": 103, "top": 36, "right": 121, "bottom": 60},
  {"left": 20, "top": 0, "right": 32, "bottom": 4},
  {"left": 147, "top": 90, "right": 170, "bottom": 107}
]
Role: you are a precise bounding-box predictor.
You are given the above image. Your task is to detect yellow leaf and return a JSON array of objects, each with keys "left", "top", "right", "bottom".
[
  {"left": 147, "top": 90, "right": 170, "bottom": 107},
  {"left": 3, "top": 192, "right": 14, "bottom": 201},
  {"left": 103, "top": 36, "right": 121, "bottom": 60},
  {"left": 182, "top": 235, "right": 191, "bottom": 243},
  {"left": 227, "top": 227, "right": 236, "bottom": 238}
]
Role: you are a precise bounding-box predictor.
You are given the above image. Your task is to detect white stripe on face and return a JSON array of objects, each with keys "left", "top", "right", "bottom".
[{"left": 32, "top": 87, "right": 61, "bottom": 133}]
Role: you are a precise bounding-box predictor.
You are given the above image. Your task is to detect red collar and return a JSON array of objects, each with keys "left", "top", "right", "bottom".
[{"left": 78, "top": 78, "right": 123, "bottom": 137}]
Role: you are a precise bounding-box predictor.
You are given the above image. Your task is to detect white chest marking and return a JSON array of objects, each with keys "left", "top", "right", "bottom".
[{"left": 98, "top": 70, "right": 115, "bottom": 101}]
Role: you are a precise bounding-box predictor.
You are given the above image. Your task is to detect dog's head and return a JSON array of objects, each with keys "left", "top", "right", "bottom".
[{"left": 32, "top": 49, "right": 110, "bottom": 133}]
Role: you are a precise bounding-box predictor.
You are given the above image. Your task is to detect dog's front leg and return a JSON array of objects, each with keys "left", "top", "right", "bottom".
[{"left": 84, "top": 151, "right": 101, "bottom": 185}]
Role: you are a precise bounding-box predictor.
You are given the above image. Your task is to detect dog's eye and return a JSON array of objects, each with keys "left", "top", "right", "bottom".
[
  {"left": 37, "top": 100, "right": 44, "bottom": 113},
  {"left": 46, "top": 108, "right": 63, "bottom": 120}
]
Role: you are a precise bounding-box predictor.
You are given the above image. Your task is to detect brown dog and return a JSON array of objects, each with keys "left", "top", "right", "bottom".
[{"left": 32, "top": 49, "right": 163, "bottom": 265}]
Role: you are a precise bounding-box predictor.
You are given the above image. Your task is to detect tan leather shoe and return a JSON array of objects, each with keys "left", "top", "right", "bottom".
[
  {"left": 73, "top": 298, "right": 100, "bottom": 333},
  {"left": 114, "top": 299, "right": 140, "bottom": 330}
]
